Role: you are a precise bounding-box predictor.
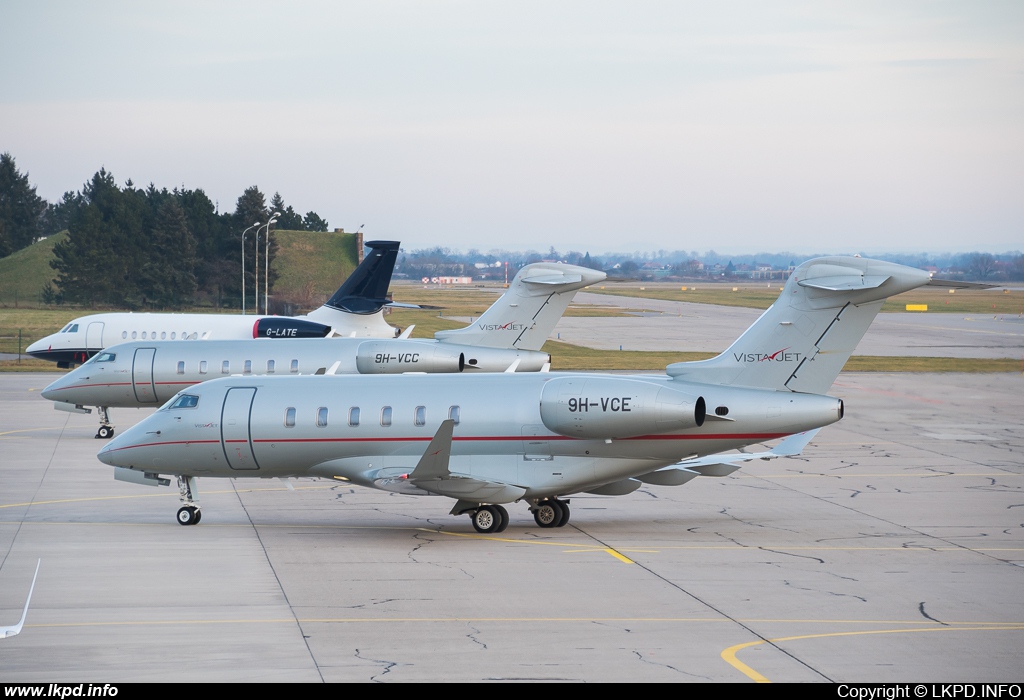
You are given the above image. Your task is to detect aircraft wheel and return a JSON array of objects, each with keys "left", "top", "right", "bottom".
[
  {"left": 96, "top": 425, "right": 114, "bottom": 439},
  {"left": 471, "top": 506, "right": 500, "bottom": 534},
  {"left": 494, "top": 504, "right": 509, "bottom": 533},
  {"left": 176, "top": 506, "right": 198, "bottom": 526},
  {"left": 555, "top": 501, "right": 570, "bottom": 527},
  {"left": 192, "top": 509, "right": 202, "bottom": 524},
  {"left": 533, "top": 500, "right": 562, "bottom": 528}
]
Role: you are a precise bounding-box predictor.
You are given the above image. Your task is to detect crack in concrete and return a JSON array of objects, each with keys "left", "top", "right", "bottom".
[
  {"left": 919, "top": 602, "right": 948, "bottom": 626},
  {"left": 632, "top": 649, "right": 709, "bottom": 679},
  {"left": 354, "top": 647, "right": 400, "bottom": 682}
]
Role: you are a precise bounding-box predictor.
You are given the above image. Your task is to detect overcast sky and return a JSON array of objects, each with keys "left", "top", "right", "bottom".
[{"left": 2, "top": 1, "right": 1022, "bottom": 254}]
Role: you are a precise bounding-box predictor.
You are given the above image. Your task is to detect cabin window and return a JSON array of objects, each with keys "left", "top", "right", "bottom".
[
  {"left": 267, "top": 360, "right": 275, "bottom": 373},
  {"left": 121, "top": 331, "right": 127, "bottom": 339},
  {"left": 348, "top": 407, "right": 360, "bottom": 426},
  {"left": 414, "top": 406, "right": 426, "bottom": 427},
  {"left": 243, "top": 360, "right": 252, "bottom": 375},
  {"left": 176, "top": 361, "right": 185, "bottom": 375},
  {"left": 131, "top": 331, "right": 137, "bottom": 339},
  {"left": 290, "top": 359, "right": 299, "bottom": 373},
  {"left": 284, "top": 407, "right": 296, "bottom": 428},
  {"left": 221, "top": 360, "right": 230, "bottom": 374},
  {"left": 141, "top": 332, "right": 147, "bottom": 339},
  {"left": 161, "top": 332, "right": 167, "bottom": 340},
  {"left": 168, "top": 394, "right": 199, "bottom": 410},
  {"left": 381, "top": 406, "right": 392, "bottom": 427},
  {"left": 448, "top": 405, "right": 460, "bottom": 425},
  {"left": 199, "top": 360, "right": 208, "bottom": 374},
  {"left": 151, "top": 331, "right": 156, "bottom": 339},
  {"left": 171, "top": 332, "right": 176, "bottom": 340},
  {"left": 316, "top": 407, "right": 329, "bottom": 428}
]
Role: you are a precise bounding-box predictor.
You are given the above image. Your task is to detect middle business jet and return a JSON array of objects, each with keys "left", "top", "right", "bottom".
[{"left": 42, "top": 262, "right": 605, "bottom": 436}]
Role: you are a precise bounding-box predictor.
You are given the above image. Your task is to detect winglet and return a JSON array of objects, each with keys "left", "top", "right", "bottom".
[
  {"left": 398, "top": 325, "right": 415, "bottom": 340},
  {"left": 409, "top": 420, "right": 456, "bottom": 481},
  {"left": 1, "top": 559, "right": 40, "bottom": 639}
]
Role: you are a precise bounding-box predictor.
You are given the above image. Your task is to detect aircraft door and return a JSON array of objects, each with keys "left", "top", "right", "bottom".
[
  {"left": 131, "top": 348, "right": 158, "bottom": 403},
  {"left": 221, "top": 387, "right": 260, "bottom": 471},
  {"left": 521, "top": 425, "right": 553, "bottom": 461},
  {"left": 86, "top": 322, "right": 104, "bottom": 350}
]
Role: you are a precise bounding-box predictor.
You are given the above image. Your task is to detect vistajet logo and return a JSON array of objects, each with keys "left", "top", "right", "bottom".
[
  {"left": 733, "top": 347, "right": 803, "bottom": 363},
  {"left": 477, "top": 322, "right": 528, "bottom": 332}
]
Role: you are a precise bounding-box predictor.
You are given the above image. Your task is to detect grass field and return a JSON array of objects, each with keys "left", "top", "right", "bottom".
[
  {"left": 589, "top": 283, "right": 1024, "bottom": 315},
  {"left": 0, "top": 230, "right": 66, "bottom": 306}
]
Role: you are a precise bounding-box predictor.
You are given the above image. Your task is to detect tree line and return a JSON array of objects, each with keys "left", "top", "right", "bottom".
[{"left": 0, "top": 153, "right": 330, "bottom": 309}]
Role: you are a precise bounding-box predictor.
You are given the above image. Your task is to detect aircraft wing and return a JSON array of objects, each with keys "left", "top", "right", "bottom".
[
  {"left": 635, "top": 430, "right": 820, "bottom": 485},
  {"left": 1, "top": 560, "right": 40, "bottom": 639},
  {"left": 406, "top": 421, "right": 527, "bottom": 503}
]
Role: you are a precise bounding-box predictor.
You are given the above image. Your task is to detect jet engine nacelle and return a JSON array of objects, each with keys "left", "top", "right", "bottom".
[
  {"left": 356, "top": 341, "right": 550, "bottom": 374},
  {"left": 253, "top": 318, "right": 332, "bottom": 339},
  {"left": 540, "top": 376, "right": 706, "bottom": 439},
  {"left": 356, "top": 341, "right": 465, "bottom": 374}
]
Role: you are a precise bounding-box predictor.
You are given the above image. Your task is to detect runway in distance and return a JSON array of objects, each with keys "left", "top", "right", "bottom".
[
  {"left": 26, "top": 240, "right": 404, "bottom": 368},
  {"left": 42, "top": 263, "right": 606, "bottom": 437},
  {"left": 98, "top": 257, "right": 937, "bottom": 531}
]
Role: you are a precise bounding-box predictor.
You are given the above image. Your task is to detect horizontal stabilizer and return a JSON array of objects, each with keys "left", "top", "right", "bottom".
[
  {"left": 926, "top": 278, "right": 998, "bottom": 290},
  {"left": 797, "top": 274, "right": 889, "bottom": 291}
]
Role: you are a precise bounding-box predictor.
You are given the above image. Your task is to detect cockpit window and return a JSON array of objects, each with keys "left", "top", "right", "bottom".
[
  {"left": 168, "top": 394, "right": 200, "bottom": 410},
  {"left": 64, "top": 324, "right": 79, "bottom": 333},
  {"left": 60, "top": 323, "right": 72, "bottom": 333},
  {"left": 96, "top": 352, "right": 116, "bottom": 362}
]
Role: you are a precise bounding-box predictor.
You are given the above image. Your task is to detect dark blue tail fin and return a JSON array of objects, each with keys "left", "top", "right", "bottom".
[{"left": 323, "top": 240, "right": 400, "bottom": 314}]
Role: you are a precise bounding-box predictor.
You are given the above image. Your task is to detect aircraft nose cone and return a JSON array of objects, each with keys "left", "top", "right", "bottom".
[
  {"left": 25, "top": 338, "right": 50, "bottom": 357},
  {"left": 40, "top": 374, "right": 71, "bottom": 401},
  {"left": 97, "top": 432, "right": 130, "bottom": 467}
]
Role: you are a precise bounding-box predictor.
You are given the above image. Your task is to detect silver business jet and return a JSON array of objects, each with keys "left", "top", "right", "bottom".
[
  {"left": 42, "top": 263, "right": 605, "bottom": 437},
  {"left": 97, "top": 256, "right": 935, "bottom": 531}
]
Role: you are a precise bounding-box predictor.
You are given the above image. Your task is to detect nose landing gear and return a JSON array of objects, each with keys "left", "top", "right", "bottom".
[
  {"left": 176, "top": 475, "right": 202, "bottom": 526},
  {"left": 95, "top": 407, "right": 114, "bottom": 440}
]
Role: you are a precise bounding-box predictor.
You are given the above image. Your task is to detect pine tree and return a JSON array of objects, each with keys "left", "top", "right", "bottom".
[{"left": 0, "top": 153, "right": 47, "bottom": 257}]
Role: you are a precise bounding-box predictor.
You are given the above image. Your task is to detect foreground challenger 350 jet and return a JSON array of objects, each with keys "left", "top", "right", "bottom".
[
  {"left": 98, "top": 256, "right": 936, "bottom": 531},
  {"left": 43, "top": 263, "right": 605, "bottom": 437},
  {"left": 27, "top": 240, "right": 405, "bottom": 368}
]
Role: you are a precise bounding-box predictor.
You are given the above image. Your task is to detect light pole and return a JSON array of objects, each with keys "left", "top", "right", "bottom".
[
  {"left": 241, "top": 222, "right": 260, "bottom": 314},
  {"left": 263, "top": 213, "right": 280, "bottom": 315}
]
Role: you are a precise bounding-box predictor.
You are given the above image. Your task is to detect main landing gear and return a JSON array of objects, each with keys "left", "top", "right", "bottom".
[
  {"left": 531, "top": 498, "right": 571, "bottom": 528},
  {"left": 176, "top": 475, "right": 202, "bottom": 526},
  {"left": 95, "top": 406, "right": 114, "bottom": 440},
  {"left": 470, "top": 504, "right": 509, "bottom": 534},
  {"left": 463, "top": 498, "right": 571, "bottom": 532}
]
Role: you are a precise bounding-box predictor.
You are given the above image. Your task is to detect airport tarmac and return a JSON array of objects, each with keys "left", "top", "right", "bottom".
[
  {"left": 551, "top": 292, "right": 1024, "bottom": 359},
  {"left": 1, "top": 370, "right": 1022, "bottom": 682}
]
